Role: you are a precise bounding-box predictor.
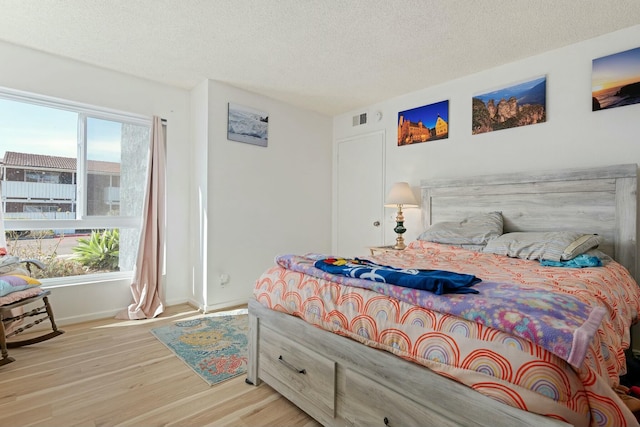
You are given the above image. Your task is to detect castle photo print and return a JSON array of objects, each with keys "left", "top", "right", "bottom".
[{"left": 397, "top": 100, "right": 449, "bottom": 146}]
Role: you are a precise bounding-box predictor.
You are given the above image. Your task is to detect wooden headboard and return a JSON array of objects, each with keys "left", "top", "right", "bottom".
[{"left": 420, "top": 164, "right": 638, "bottom": 279}]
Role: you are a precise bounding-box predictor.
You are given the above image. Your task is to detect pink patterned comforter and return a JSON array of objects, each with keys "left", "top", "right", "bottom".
[{"left": 253, "top": 241, "right": 640, "bottom": 427}]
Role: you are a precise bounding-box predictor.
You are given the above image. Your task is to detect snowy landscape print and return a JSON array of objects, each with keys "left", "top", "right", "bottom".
[
  {"left": 592, "top": 46, "right": 640, "bottom": 111},
  {"left": 227, "top": 103, "right": 268, "bottom": 147}
]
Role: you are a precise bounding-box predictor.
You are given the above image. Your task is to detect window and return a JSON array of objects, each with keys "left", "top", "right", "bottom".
[
  {"left": 25, "top": 170, "right": 62, "bottom": 183},
  {"left": 0, "top": 88, "right": 151, "bottom": 283}
]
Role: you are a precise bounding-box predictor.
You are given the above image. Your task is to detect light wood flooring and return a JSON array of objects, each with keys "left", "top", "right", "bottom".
[{"left": 0, "top": 303, "right": 321, "bottom": 427}]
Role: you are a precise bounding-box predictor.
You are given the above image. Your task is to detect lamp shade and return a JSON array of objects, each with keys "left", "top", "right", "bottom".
[{"left": 384, "top": 182, "right": 418, "bottom": 207}]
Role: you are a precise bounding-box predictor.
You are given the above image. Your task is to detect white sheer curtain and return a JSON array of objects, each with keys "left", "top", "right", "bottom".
[
  {"left": 0, "top": 196, "right": 7, "bottom": 256},
  {"left": 0, "top": 188, "right": 23, "bottom": 334},
  {"left": 116, "top": 116, "right": 166, "bottom": 319}
]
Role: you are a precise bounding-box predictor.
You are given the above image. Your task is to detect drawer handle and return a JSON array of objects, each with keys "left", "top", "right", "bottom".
[{"left": 278, "top": 355, "right": 306, "bottom": 374}]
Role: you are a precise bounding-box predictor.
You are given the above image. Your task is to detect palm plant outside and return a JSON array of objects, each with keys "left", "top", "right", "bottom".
[{"left": 72, "top": 229, "right": 120, "bottom": 271}]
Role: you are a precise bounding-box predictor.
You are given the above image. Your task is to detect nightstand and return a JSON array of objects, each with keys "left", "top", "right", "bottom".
[{"left": 368, "top": 245, "right": 404, "bottom": 256}]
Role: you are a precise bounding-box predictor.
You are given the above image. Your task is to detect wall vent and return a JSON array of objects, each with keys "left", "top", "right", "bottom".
[{"left": 352, "top": 112, "right": 367, "bottom": 127}]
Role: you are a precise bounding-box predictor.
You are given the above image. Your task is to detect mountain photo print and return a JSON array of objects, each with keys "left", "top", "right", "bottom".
[{"left": 472, "top": 76, "right": 546, "bottom": 135}]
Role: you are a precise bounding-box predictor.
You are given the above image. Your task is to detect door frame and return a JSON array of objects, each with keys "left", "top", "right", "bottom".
[{"left": 332, "top": 130, "right": 386, "bottom": 254}]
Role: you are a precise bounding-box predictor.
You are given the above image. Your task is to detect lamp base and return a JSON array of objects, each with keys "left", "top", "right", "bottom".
[
  {"left": 392, "top": 207, "right": 408, "bottom": 250},
  {"left": 393, "top": 236, "right": 406, "bottom": 250}
]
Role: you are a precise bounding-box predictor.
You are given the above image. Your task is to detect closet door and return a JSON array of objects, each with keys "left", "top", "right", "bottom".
[{"left": 336, "top": 131, "right": 384, "bottom": 257}]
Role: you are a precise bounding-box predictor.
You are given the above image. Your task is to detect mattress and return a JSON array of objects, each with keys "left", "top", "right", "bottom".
[{"left": 253, "top": 241, "right": 640, "bottom": 427}]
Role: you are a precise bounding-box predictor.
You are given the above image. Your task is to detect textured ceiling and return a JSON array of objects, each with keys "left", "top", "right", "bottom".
[{"left": 0, "top": 1, "right": 639, "bottom": 116}]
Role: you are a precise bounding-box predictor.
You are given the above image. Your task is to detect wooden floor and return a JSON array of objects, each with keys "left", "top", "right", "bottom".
[{"left": 0, "top": 304, "right": 322, "bottom": 427}]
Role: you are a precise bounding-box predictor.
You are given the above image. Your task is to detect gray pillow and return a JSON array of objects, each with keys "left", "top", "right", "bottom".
[
  {"left": 417, "top": 212, "right": 503, "bottom": 245},
  {"left": 483, "top": 231, "right": 602, "bottom": 262},
  {"left": 454, "top": 244, "right": 487, "bottom": 252}
]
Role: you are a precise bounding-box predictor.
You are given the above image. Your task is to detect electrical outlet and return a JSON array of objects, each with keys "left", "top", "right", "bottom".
[{"left": 219, "top": 273, "right": 230, "bottom": 286}]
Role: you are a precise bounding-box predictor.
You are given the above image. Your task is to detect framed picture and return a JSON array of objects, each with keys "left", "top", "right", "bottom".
[
  {"left": 227, "top": 103, "right": 269, "bottom": 147},
  {"left": 472, "top": 76, "right": 546, "bottom": 135},
  {"left": 592, "top": 46, "right": 640, "bottom": 111},
  {"left": 397, "top": 100, "right": 449, "bottom": 146}
]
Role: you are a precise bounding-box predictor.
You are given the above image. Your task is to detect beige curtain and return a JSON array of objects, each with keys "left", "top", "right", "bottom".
[{"left": 116, "top": 116, "right": 166, "bottom": 319}]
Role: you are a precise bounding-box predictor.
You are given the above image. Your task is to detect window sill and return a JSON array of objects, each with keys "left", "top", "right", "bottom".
[{"left": 41, "top": 271, "right": 134, "bottom": 289}]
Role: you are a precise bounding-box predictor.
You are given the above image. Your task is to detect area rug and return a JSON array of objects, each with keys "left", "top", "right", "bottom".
[{"left": 150, "top": 311, "right": 248, "bottom": 386}]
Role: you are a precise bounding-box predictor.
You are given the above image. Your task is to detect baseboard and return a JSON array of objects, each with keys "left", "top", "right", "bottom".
[
  {"left": 198, "top": 297, "right": 249, "bottom": 314},
  {"left": 56, "top": 298, "right": 192, "bottom": 326},
  {"left": 19, "top": 297, "right": 244, "bottom": 332},
  {"left": 56, "top": 309, "right": 121, "bottom": 326}
]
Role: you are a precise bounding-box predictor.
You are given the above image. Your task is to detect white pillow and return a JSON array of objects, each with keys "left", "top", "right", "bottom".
[{"left": 483, "top": 231, "right": 602, "bottom": 262}]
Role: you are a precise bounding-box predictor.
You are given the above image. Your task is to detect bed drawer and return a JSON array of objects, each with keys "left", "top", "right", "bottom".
[
  {"left": 342, "top": 369, "right": 461, "bottom": 427},
  {"left": 258, "top": 324, "right": 336, "bottom": 420}
]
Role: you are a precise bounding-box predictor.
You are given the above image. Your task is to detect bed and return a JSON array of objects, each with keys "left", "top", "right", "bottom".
[{"left": 247, "top": 164, "right": 639, "bottom": 427}]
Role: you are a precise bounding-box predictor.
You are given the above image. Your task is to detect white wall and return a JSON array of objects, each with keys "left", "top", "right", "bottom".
[
  {"left": 334, "top": 24, "right": 640, "bottom": 247},
  {"left": 189, "top": 80, "right": 333, "bottom": 312},
  {"left": 0, "top": 41, "right": 191, "bottom": 324},
  {"left": 190, "top": 80, "right": 210, "bottom": 312}
]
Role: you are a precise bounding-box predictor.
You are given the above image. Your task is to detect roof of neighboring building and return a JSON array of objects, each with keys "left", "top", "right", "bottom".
[{"left": 1, "top": 151, "right": 120, "bottom": 174}]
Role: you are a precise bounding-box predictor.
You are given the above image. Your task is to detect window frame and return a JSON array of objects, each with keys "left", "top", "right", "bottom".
[{"left": 0, "top": 86, "right": 151, "bottom": 286}]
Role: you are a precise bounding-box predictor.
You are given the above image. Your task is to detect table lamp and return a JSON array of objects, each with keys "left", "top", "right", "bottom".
[{"left": 384, "top": 182, "right": 418, "bottom": 250}]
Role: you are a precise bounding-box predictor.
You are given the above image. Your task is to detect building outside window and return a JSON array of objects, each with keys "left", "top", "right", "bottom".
[{"left": 0, "top": 88, "right": 151, "bottom": 283}]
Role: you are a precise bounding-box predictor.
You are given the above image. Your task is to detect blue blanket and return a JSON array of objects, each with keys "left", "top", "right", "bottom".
[
  {"left": 313, "top": 257, "right": 480, "bottom": 295},
  {"left": 540, "top": 254, "right": 603, "bottom": 268}
]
